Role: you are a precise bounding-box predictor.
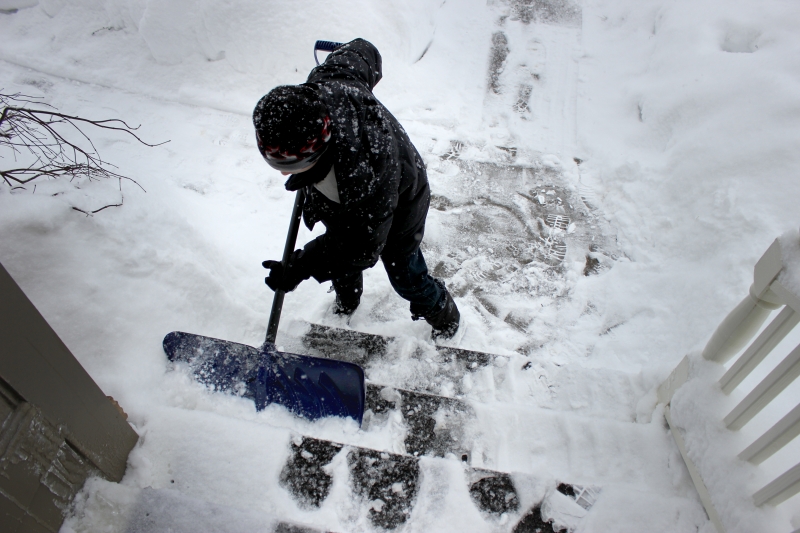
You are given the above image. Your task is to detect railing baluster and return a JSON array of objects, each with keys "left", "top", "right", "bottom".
[
  {"left": 753, "top": 462, "right": 800, "bottom": 507},
  {"left": 739, "top": 403, "right": 800, "bottom": 464},
  {"left": 724, "top": 343, "right": 800, "bottom": 430},
  {"left": 720, "top": 306, "right": 799, "bottom": 394}
]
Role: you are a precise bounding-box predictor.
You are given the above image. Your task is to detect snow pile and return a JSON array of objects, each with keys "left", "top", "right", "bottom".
[{"left": 1, "top": 0, "right": 800, "bottom": 531}]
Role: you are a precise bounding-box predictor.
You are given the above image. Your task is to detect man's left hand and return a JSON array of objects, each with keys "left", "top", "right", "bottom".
[{"left": 262, "top": 250, "right": 310, "bottom": 292}]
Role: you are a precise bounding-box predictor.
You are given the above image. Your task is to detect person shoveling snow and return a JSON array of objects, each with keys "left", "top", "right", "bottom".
[{"left": 254, "top": 38, "right": 461, "bottom": 340}]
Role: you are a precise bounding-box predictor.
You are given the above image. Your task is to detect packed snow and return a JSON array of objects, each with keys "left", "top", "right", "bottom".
[{"left": 1, "top": 0, "right": 799, "bottom": 531}]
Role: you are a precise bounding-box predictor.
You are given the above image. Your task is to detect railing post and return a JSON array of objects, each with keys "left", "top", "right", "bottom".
[{"left": 702, "top": 240, "right": 785, "bottom": 363}]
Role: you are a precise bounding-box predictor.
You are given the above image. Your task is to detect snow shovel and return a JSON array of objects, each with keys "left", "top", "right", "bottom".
[{"left": 163, "top": 189, "right": 366, "bottom": 425}]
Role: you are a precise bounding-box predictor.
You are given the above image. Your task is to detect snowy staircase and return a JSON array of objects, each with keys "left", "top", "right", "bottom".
[
  {"left": 149, "top": 315, "right": 699, "bottom": 533},
  {"left": 161, "top": 323, "right": 608, "bottom": 532},
  {"left": 201, "top": 321, "right": 689, "bottom": 533},
  {"left": 115, "top": 347, "right": 614, "bottom": 533},
  {"left": 278, "top": 434, "right": 599, "bottom": 532},
  {"left": 120, "top": 482, "right": 595, "bottom": 533}
]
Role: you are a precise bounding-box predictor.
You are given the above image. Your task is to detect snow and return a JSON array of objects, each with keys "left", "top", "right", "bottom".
[
  {"left": 670, "top": 354, "right": 789, "bottom": 533},
  {"left": 1, "top": 0, "right": 800, "bottom": 531},
  {"left": 779, "top": 228, "right": 800, "bottom": 299}
]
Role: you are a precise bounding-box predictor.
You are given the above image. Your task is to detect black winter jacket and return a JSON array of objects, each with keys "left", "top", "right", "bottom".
[{"left": 290, "top": 38, "right": 430, "bottom": 283}]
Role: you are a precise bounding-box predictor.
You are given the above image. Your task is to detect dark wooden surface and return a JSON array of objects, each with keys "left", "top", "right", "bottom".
[{"left": 0, "top": 261, "right": 139, "bottom": 531}]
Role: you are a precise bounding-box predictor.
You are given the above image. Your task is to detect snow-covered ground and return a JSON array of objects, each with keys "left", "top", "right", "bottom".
[{"left": 1, "top": 0, "right": 799, "bottom": 531}]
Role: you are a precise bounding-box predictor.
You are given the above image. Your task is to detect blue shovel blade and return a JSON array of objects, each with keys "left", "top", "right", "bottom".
[
  {"left": 261, "top": 344, "right": 365, "bottom": 425},
  {"left": 163, "top": 331, "right": 264, "bottom": 397},
  {"left": 163, "top": 332, "right": 365, "bottom": 425}
]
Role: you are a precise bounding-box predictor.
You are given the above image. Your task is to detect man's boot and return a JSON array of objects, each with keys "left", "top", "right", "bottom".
[
  {"left": 332, "top": 273, "right": 363, "bottom": 316},
  {"left": 333, "top": 291, "right": 361, "bottom": 315},
  {"left": 425, "top": 289, "right": 460, "bottom": 340}
]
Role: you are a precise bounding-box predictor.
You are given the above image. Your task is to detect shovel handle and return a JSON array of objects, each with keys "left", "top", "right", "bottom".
[
  {"left": 265, "top": 189, "right": 306, "bottom": 346},
  {"left": 314, "top": 40, "right": 344, "bottom": 65}
]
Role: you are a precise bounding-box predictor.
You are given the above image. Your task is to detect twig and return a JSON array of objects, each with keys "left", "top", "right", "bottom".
[{"left": 71, "top": 177, "right": 126, "bottom": 216}]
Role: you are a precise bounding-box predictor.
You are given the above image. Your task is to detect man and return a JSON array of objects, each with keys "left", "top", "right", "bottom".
[{"left": 253, "top": 38, "right": 460, "bottom": 339}]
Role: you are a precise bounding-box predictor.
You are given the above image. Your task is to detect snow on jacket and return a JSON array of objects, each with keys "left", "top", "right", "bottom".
[{"left": 290, "top": 38, "right": 430, "bottom": 283}]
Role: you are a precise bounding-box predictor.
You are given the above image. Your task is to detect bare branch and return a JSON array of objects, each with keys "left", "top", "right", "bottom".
[{"left": 1, "top": 90, "right": 164, "bottom": 212}]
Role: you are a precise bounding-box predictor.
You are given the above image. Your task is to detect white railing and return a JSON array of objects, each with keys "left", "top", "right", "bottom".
[{"left": 658, "top": 231, "right": 800, "bottom": 533}]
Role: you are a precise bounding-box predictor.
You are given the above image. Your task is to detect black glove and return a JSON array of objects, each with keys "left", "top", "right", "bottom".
[{"left": 262, "top": 250, "right": 310, "bottom": 292}]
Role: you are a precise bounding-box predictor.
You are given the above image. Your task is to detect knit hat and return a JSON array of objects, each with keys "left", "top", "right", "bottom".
[{"left": 253, "top": 84, "right": 331, "bottom": 172}]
